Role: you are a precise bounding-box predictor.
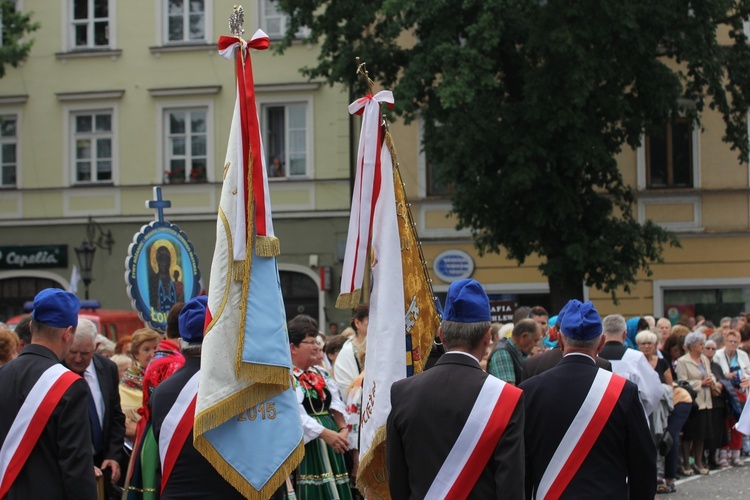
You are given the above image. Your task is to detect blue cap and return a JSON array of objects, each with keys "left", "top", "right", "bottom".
[
  {"left": 443, "top": 279, "right": 491, "bottom": 323},
  {"left": 32, "top": 288, "right": 81, "bottom": 328},
  {"left": 559, "top": 300, "right": 602, "bottom": 340},
  {"left": 178, "top": 295, "right": 208, "bottom": 343}
]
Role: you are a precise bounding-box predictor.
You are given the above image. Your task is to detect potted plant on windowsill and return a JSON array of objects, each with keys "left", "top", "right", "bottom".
[
  {"left": 165, "top": 169, "right": 185, "bottom": 184},
  {"left": 189, "top": 165, "right": 207, "bottom": 183}
]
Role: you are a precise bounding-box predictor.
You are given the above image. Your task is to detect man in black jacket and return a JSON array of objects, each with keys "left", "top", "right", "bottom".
[
  {"left": 0, "top": 288, "right": 97, "bottom": 500},
  {"left": 64, "top": 318, "right": 126, "bottom": 497}
]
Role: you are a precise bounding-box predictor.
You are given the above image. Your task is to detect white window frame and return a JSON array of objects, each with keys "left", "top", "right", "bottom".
[
  {"left": 0, "top": 110, "right": 21, "bottom": 188},
  {"left": 636, "top": 123, "right": 700, "bottom": 191},
  {"left": 257, "top": 95, "right": 314, "bottom": 180},
  {"left": 159, "top": 0, "right": 212, "bottom": 45},
  {"left": 65, "top": 0, "right": 116, "bottom": 51},
  {"left": 64, "top": 103, "right": 119, "bottom": 186},
  {"left": 156, "top": 100, "right": 215, "bottom": 184},
  {"left": 258, "top": 0, "right": 310, "bottom": 40}
]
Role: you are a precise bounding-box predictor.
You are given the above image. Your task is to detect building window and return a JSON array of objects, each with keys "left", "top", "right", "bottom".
[
  {"left": 260, "top": 0, "right": 308, "bottom": 39},
  {"left": 70, "top": 0, "right": 111, "bottom": 49},
  {"left": 646, "top": 119, "right": 694, "bottom": 188},
  {"left": 163, "top": 0, "right": 207, "bottom": 44},
  {"left": 0, "top": 114, "right": 17, "bottom": 187},
  {"left": 164, "top": 108, "right": 208, "bottom": 183},
  {"left": 663, "top": 287, "right": 750, "bottom": 325},
  {"left": 262, "top": 103, "right": 309, "bottom": 178},
  {"left": 72, "top": 110, "right": 113, "bottom": 183}
]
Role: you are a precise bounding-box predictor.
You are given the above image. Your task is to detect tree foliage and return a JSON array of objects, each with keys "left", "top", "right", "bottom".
[
  {"left": 276, "top": 0, "right": 750, "bottom": 311},
  {"left": 0, "top": 1, "right": 39, "bottom": 79}
]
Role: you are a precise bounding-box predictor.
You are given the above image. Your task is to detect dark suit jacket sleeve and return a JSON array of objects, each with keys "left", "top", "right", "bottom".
[
  {"left": 58, "top": 379, "right": 99, "bottom": 500},
  {"left": 386, "top": 382, "right": 410, "bottom": 499},
  {"left": 103, "top": 358, "right": 126, "bottom": 462},
  {"left": 625, "top": 387, "right": 656, "bottom": 499},
  {"left": 495, "top": 393, "right": 524, "bottom": 500}
]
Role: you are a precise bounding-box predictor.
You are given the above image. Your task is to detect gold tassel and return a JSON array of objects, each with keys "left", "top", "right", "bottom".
[
  {"left": 255, "top": 235, "right": 280, "bottom": 257},
  {"left": 232, "top": 260, "right": 245, "bottom": 282},
  {"left": 194, "top": 435, "right": 304, "bottom": 500},
  {"left": 356, "top": 426, "right": 391, "bottom": 499},
  {"left": 335, "top": 289, "right": 362, "bottom": 310}
]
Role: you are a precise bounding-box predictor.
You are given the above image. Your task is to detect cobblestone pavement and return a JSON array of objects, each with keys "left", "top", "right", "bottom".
[{"left": 664, "top": 457, "right": 750, "bottom": 498}]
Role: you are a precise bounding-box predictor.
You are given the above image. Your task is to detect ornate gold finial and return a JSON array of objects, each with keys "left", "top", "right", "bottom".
[
  {"left": 229, "top": 5, "right": 245, "bottom": 37},
  {"left": 355, "top": 57, "right": 375, "bottom": 94}
]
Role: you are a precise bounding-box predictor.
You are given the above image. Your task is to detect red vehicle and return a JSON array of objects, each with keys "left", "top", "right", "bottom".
[{"left": 6, "top": 300, "right": 145, "bottom": 342}]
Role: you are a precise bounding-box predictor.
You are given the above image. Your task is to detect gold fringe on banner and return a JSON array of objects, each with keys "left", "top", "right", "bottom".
[
  {"left": 195, "top": 429, "right": 303, "bottom": 500},
  {"left": 255, "top": 235, "right": 280, "bottom": 257},
  {"left": 237, "top": 362, "right": 290, "bottom": 385},
  {"left": 356, "top": 426, "right": 390, "bottom": 499},
  {"left": 335, "top": 289, "right": 362, "bottom": 310},
  {"left": 235, "top": 193, "right": 255, "bottom": 379}
]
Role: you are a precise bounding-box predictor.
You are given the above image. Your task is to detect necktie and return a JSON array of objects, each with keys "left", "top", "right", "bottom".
[{"left": 84, "top": 378, "right": 104, "bottom": 455}]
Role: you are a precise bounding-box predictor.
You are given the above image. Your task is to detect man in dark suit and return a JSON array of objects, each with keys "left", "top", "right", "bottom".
[
  {"left": 523, "top": 323, "right": 611, "bottom": 380},
  {"left": 0, "top": 289, "right": 97, "bottom": 500},
  {"left": 387, "top": 279, "right": 525, "bottom": 499},
  {"left": 64, "top": 318, "right": 126, "bottom": 497},
  {"left": 520, "top": 300, "right": 656, "bottom": 499}
]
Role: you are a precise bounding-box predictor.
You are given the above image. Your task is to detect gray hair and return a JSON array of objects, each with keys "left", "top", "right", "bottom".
[
  {"left": 602, "top": 314, "right": 626, "bottom": 336},
  {"left": 705, "top": 339, "right": 717, "bottom": 348},
  {"left": 562, "top": 333, "right": 602, "bottom": 349},
  {"left": 180, "top": 339, "right": 202, "bottom": 357},
  {"left": 720, "top": 316, "right": 732, "bottom": 326},
  {"left": 635, "top": 330, "right": 657, "bottom": 345},
  {"left": 440, "top": 320, "right": 491, "bottom": 350},
  {"left": 73, "top": 319, "right": 98, "bottom": 346},
  {"left": 683, "top": 331, "right": 706, "bottom": 349},
  {"left": 96, "top": 334, "right": 116, "bottom": 354},
  {"left": 709, "top": 332, "right": 724, "bottom": 348}
]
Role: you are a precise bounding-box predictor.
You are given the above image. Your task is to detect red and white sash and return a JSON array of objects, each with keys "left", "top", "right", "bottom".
[
  {"left": 425, "top": 376, "right": 523, "bottom": 500},
  {"left": 0, "top": 364, "right": 80, "bottom": 498},
  {"left": 535, "top": 368, "right": 627, "bottom": 499},
  {"left": 159, "top": 371, "right": 200, "bottom": 493}
]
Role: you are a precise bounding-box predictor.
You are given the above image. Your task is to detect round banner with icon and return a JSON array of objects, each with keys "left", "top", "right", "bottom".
[{"left": 125, "top": 187, "right": 201, "bottom": 332}]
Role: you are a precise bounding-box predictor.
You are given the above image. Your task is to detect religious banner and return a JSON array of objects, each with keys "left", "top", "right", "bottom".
[
  {"left": 338, "top": 66, "right": 440, "bottom": 499},
  {"left": 192, "top": 8, "right": 302, "bottom": 499},
  {"left": 124, "top": 186, "right": 201, "bottom": 332}
]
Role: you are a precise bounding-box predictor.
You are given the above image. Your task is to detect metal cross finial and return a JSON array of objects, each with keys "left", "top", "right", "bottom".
[
  {"left": 355, "top": 57, "right": 375, "bottom": 95},
  {"left": 229, "top": 5, "right": 245, "bottom": 37}
]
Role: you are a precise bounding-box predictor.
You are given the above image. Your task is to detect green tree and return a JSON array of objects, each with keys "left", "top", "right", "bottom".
[
  {"left": 277, "top": 0, "right": 750, "bottom": 312},
  {"left": 0, "top": 1, "right": 38, "bottom": 78}
]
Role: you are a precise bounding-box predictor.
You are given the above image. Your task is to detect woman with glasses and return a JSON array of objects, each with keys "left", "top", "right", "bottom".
[{"left": 289, "top": 314, "right": 353, "bottom": 500}]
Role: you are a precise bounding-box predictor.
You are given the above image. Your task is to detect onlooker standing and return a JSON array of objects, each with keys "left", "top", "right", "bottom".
[
  {"left": 333, "top": 304, "right": 368, "bottom": 403},
  {"left": 0, "top": 328, "right": 19, "bottom": 365},
  {"left": 13, "top": 314, "right": 31, "bottom": 354},
  {"left": 120, "top": 329, "right": 161, "bottom": 443},
  {"left": 676, "top": 331, "right": 716, "bottom": 475},
  {"left": 486, "top": 318, "right": 541, "bottom": 385},
  {"left": 703, "top": 339, "right": 729, "bottom": 468},
  {"left": 64, "top": 318, "right": 126, "bottom": 498},
  {"left": 715, "top": 329, "right": 750, "bottom": 467}
]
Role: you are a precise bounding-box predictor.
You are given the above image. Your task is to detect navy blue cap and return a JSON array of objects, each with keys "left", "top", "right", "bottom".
[
  {"left": 443, "top": 279, "right": 491, "bottom": 323},
  {"left": 32, "top": 288, "right": 80, "bottom": 328},
  {"left": 559, "top": 300, "right": 602, "bottom": 340},
  {"left": 178, "top": 295, "right": 208, "bottom": 343}
]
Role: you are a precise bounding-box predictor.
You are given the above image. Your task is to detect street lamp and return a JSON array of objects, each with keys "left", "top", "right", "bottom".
[{"left": 75, "top": 239, "right": 96, "bottom": 300}]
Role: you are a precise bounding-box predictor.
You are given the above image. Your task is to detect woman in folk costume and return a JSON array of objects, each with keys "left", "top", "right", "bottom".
[
  {"left": 289, "top": 314, "right": 353, "bottom": 500},
  {"left": 124, "top": 354, "right": 184, "bottom": 499},
  {"left": 120, "top": 329, "right": 161, "bottom": 443}
]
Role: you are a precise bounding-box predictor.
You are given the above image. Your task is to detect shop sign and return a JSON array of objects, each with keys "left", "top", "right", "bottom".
[
  {"left": 490, "top": 299, "right": 515, "bottom": 323},
  {"left": 433, "top": 249, "right": 475, "bottom": 283},
  {"left": 125, "top": 187, "right": 202, "bottom": 332},
  {"left": 0, "top": 245, "right": 68, "bottom": 269}
]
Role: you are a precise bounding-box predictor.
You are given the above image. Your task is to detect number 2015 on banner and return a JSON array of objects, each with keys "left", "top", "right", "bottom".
[{"left": 237, "top": 402, "right": 277, "bottom": 421}]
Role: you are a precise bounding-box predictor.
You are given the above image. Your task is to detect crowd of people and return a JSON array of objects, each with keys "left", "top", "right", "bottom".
[{"left": 1, "top": 285, "right": 749, "bottom": 499}]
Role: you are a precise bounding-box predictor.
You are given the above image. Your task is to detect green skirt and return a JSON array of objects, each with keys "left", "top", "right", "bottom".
[{"left": 296, "top": 413, "right": 353, "bottom": 500}]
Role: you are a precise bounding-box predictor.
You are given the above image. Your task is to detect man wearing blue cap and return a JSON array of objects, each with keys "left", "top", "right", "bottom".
[
  {"left": 0, "top": 288, "right": 98, "bottom": 499},
  {"left": 387, "top": 279, "right": 525, "bottom": 499},
  {"left": 150, "top": 295, "right": 244, "bottom": 499},
  {"left": 519, "top": 300, "right": 656, "bottom": 499}
]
